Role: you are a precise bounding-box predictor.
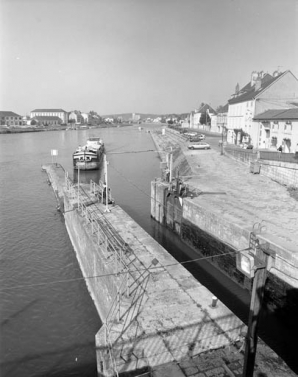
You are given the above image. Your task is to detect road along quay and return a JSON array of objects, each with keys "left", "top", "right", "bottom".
[{"left": 42, "top": 162, "right": 295, "bottom": 377}]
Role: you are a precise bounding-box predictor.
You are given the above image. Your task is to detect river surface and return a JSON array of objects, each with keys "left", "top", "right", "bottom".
[{"left": 0, "top": 125, "right": 297, "bottom": 376}]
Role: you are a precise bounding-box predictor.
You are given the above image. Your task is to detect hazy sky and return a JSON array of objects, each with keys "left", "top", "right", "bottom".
[{"left": 1, "top": 0, "right": 297, "bottom": 116}]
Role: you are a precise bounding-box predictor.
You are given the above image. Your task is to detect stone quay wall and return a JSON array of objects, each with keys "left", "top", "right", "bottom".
[
  {"left": 64, "top": 195, "right": 117, "bottom": 321},
  {"left": 225, "top": 147, "right": 298, "bottom": 188},
  {"left": 151, "top": 178, "right": 298, "bottom": 315}
]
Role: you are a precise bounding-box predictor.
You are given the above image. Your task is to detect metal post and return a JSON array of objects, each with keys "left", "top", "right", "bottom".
[
  {"left": 242, "top": 245, "right": 269, "bottom": 377},
  {"left": 77, "top": 166, "right": 80, "bottom": 207},
  {"left": 169, "top": 153, "right": 173, "bottom": 182},
  {"left": 104, "top": 154, "right": 111, "bottom": 213},
  {"left": 221, "top": 126, "right": 224, "bottom": 155}
]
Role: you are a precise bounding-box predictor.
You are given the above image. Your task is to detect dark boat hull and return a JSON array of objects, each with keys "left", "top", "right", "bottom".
[
  {"left": 74, "top": 160, "right": 100, "bottom": 170},
  {"left": 73, "top": 146, "right": 104, "bottom": 170}
]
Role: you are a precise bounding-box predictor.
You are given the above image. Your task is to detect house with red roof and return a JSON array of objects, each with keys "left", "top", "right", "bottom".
[
  {"left": 253, "top": 108, "right": 298, "bottom": 153},
  {"left": 227, "top": 70, "right": 298, "bottom": 147}
]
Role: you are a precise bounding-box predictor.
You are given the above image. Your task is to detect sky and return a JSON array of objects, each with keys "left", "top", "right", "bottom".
[{"left": 0, "top": 0, "right": 297, "bottom": 116}]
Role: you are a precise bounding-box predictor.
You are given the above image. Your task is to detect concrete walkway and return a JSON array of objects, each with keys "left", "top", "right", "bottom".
[{"left": 184, "top": 148, "right": 298, "bottom": 251}]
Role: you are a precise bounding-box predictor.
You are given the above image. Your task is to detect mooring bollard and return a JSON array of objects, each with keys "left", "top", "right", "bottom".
[{"left": 211, "top": 296, "right": 218, "bottom": 308}]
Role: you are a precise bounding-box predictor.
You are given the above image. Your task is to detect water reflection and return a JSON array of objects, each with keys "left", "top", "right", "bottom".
[{"left": 73, "top": 163, "right": 104, "bottom": 184}]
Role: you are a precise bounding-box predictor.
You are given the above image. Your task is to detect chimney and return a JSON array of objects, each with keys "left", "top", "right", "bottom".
[
  {"left": 235, "top": 83, "right": 240, "bottom": 95},
  {"left": 251, "top": 71, "right": 258, "bottom": 87},
  {"left": 255, "top": 79, "right": 262, "bottom": 91},
  {"left": 259, "top": 70, "right": 265, "bottom": 78}
]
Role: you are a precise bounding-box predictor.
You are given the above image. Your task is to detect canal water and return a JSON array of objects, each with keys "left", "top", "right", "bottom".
[{"left": 0, "top": 126, "right": 297, "bottom": 376}]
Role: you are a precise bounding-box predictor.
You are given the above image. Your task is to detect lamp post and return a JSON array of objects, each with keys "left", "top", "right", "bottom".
[
  {"left": 77, "top": 165, "right": 80, "bottom": 207},
  {"left": 220, "top": 126, "right": 224, "bottom": 155},
  {"left": 103, "top": 154, "right": 110, "bottom": 213},
  {"left": 236, "top": 241, "right": 274, "bottom": 377}
]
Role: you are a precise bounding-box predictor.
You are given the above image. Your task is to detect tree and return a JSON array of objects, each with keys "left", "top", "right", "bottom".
[
  {"left": 200, "top": 112, "right": 211, "bottom": 125},
  {"left": 216, "top": 105, "right": 225, "bottom": 113}
]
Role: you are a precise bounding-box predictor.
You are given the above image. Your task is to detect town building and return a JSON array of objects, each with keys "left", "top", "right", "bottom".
[
  {"left": 226, "top": 70, "right": 298, "bottom": 147},
  {"left": 253, "top": 108, "right": 298, "bottom": 153},
  {"left": 69, "top": 110, "right": 84, "bottom": 124},
  {"left": 31, "top": 116, "right": 62, "bottom": 127},
  {"left": 213, "top": 104, "right": 228, "bottom": 134},
  {"left": 30, "top": 109, "right": 68, "bottom": 124},
  {"left": 0, "top": 111, "right": 23, "bottom": 126},
  {"left": 189, "top": 103, "right": 216, "bottom": 130},
  {"left": 81, "top": 113, "right": 90, "bottom": 124},
  {"left": 131, "top": 113, "right": 141, "bottom": 123}
]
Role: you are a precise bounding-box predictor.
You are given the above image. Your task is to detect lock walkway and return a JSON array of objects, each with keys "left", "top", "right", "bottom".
[
  {"left": 151, "top": 128, "right": 298, "bottom": 287},
  {"left": 43, "top": 162, "right": 296, "bottom": 377}
]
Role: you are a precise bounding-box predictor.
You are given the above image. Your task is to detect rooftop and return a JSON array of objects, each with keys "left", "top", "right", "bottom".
[
  {"left": 254, "top": 108, "right": 298, "bottom": 120},
  {"left": 228, "top": 71, "right": 287, "bottom": 105},
  {"left": 0, "top": 111, "right": 22, "bottom": 117},
  {"left": 31, "top": 108, "right": 66, "bottom": 113}
]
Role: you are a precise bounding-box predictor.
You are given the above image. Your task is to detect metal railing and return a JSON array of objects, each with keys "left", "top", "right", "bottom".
[{"left": 259, "top": 151, "right": 298, "bottom": 164}]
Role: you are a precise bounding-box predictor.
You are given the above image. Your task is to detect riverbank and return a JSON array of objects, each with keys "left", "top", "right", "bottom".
[{"left": 0, "top": 123, "right": 133, "bottom": 134}]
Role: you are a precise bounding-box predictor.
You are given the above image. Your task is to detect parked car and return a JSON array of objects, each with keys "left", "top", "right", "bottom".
[
  {"left": 190, "top": 134, "right": 205, "bottom": 141},
  {"left": 188, "top": 142, "right": 211, "bottom": 150},
  {"left": 243, "top": 144, "right": 253, "bottom": 149},
  {"left": 184, "top": 132, "right": 198, "bottom": 137}
]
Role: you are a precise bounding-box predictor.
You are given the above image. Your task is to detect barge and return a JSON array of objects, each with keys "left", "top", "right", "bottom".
[{"left": 73, "top": 137, "right": 104, "bottom": 170}]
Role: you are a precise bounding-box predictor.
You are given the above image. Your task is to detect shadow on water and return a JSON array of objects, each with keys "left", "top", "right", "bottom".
[
  {"left": 264, "top": 287, "right": 298, "bottom": 373},
  {"left": 72, "top": 164, "right": 104, "bottom": 185},
  {"left": 1, "top": 299, "right": 39, "bottom": 327}
]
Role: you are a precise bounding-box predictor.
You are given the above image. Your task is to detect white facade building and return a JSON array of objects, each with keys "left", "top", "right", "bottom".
[
  {"left": 30, "top": 109, "right": 68, "bottom": 124},
  {"left": 226, "top": 70, "right": 298, "bottom": 147},
  {"left": 254, "top": 108, "right": 298, "bottom": 152}
]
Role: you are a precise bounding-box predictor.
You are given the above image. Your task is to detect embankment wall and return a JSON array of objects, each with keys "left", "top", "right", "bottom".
[
  {"left": 225, "top": 147, "right": 298, "bottom": 188},
  {"left": 64, "top": 195, "right": 116, "bottom": 321},
  {"left": 151, "top": 180, "right": 298, "bottom": 315},
  {"left": 150, "top": 128, "right": 192, "bottom": 178}
]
